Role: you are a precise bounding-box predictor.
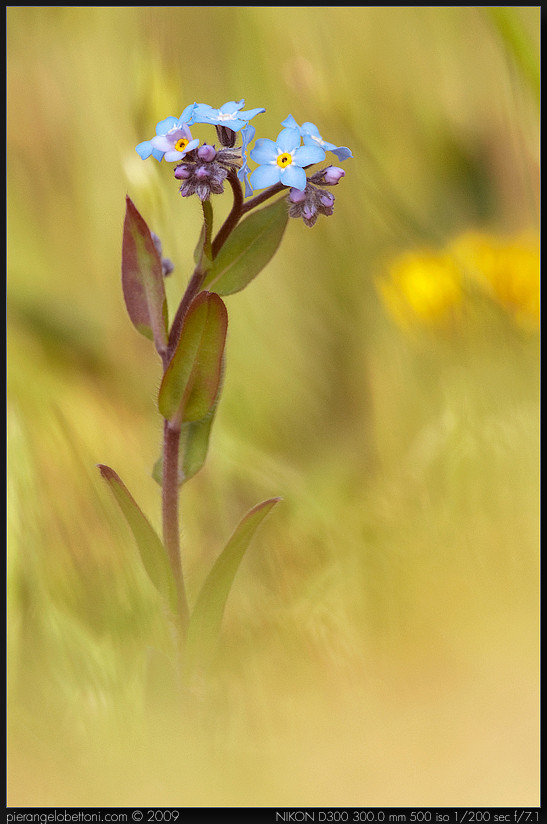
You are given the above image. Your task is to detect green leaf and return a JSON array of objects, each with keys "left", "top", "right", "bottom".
[
  {"left": 185, "top": 497, "right": 281, "bottom": 674},
  {"left": 202, "top": 197, "right": 288, "bottom": 296},
  {"left": 121, "top": 196, "right": 168, "bottom": 353},
  {"left": 97, "top": 464, "right": 177, "bottom": 613},
  {"left": 158, "top": 291, "right": 228, "bottom": 425}
]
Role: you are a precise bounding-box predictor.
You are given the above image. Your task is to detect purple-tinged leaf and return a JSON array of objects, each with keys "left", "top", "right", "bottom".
[
  {"left": 97, "top": 464, "right": 176, "bottom": 612},
  {"left": 158, "top": 291, "right": 228, "bottom": 425},
  {"left": 121, "top": 196, "right": 168, "bottom": 353}
]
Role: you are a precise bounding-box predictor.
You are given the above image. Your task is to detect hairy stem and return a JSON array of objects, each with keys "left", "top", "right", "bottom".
[
  {"left": 168, "top": 200, "right": 214, "bottom": 354},
  {"left": 168, "top": 266, "right": 205, "bottom": 354},
  {"left": 211, "top": 169, "right": 244, "bottom": 258},
  {"left": 162, "top": 418, "right": 189, "bottom": 637}
]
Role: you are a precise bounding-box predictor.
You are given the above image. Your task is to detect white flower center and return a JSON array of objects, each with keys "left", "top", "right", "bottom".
[
  {"left": 217, "top": 111, "right": 237, "bottom": 122},
  {"left": 310, "top": 134, "right": 325, "bottom": 147}
]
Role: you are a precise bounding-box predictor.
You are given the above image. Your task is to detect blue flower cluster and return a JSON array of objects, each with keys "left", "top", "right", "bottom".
[
  {"left": 249, "top": 114, "right": 352, "bottom": 193},
  {"left": 136, "top": 99, "right": 352, "bottom": 200}
]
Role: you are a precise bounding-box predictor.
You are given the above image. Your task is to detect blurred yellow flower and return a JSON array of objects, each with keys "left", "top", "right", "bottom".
[
  {"left": 378, "top": 230, "right": 539, "bottom": 334},
  {"left": 450, "top": 230, "right": 540, "bottom": 329},
  {"left": 377, "top": 250, "right": 464, "bottom": 332}
]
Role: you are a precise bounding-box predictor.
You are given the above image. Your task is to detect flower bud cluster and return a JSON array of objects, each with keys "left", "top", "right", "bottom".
[
  {"left": 174, "top": 145, "right": 242, "bottom": 201},
  {"left": 287, "top": 166, "right": 345, "bottom": 227}
]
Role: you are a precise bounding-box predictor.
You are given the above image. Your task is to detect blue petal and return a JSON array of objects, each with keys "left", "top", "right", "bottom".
[
  {"left": 281, "top": 114, "right": 300, "bottom": 131},
  {"left": 180, "top": 102, "right": 197, "bottom": 122},
  {"left": 151, "top": 135, "right": 172, "bottom": 151},
  {"left": 136, "top": 140, "right": 154, "bottom": 159},
  {"left": 250, "top": 138, "right": 278, "bottom": 164},
  {"left": 237, "top": 165, "right": 253, "bottom": 197},
  {"left": 293, "top": 145, "right": 326, "bottom": 166},
  {"left": 249, "top": 164, "right": 282, "bottom": 190},
  {"left": 331, "top": 146, "right": 353, "bottom": 161},
  {"left": 280, "top": 165, "right": 307, "bottom": 190},
  {"left": 164, "top": 150, "right": 184, "bottom": 162},
  {"left": 190, "top": 104, "right": 216, "bottom": 124},
  {"left": 301, "top": 121, "right": 321, "bottom": 137},
  {"left": 240, "top": 106, "right": 266, "bottom": 121},
  {"left": 220, "top": 100, "right": 245, "bottom": 114},
  {"left": 276, "top": 127, "right": 301, "bottom": 153},
  {"left": 241, "top": 124, "right": 256, "bottom": 150},
  {"left": 224, "top": 118, "right": 246, "bottom": 132},
  {"left": 302, "top": 133, "right": 336, "bottom": 151},
  {"left": 155, "top": 116, "right": 179, "bottom": 135}
]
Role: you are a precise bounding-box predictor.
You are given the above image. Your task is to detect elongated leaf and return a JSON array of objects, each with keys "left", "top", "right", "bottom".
[
  {"left": 122, "top": 196, "right": 168, "bottom": 352},
  {"left": 158, "top": 291, "right": 228, "bottom": 425},
  {"left": 185, "top": 497, "right": 281, "bottom": 673},
  {"left": 202, "top": 197, "right": 288, "bottom": 296},
  {"left": 97, "top": 464, "right": 176, "bottom": 612}
]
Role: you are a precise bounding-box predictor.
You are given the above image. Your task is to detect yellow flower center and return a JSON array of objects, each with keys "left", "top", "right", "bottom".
[
  {"left": 277, "top": 152, "right": 293, "bottom": 169},
  {"left": 175, "top": 138, "right": 189, "bottom": 153}
]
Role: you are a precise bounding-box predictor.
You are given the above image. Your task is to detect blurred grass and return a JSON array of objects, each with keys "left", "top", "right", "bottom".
[{"left": 7, "top": 6, "right": 539, "bottom": 807}]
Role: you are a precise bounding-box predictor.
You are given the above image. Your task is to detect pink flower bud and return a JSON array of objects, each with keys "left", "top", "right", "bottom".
[
  {"left": 320, "top": 192, "right": 335, "bottom": 208},
  {"left": 289, "top": 187, "right": 307, "bottom": 204},
  {"left": 323, "top": 166, "right": 345, "bottom": 185},
  {"left": 197, "top": 143, "right": 217, "bottom": 162},
  {"left": 174, "top": 165, "right": 190, "bottom": 180}
]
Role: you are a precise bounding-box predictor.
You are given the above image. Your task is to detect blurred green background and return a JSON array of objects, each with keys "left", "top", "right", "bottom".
[{"left": 7, "top": 6, "right": 539, "bottom": 807}]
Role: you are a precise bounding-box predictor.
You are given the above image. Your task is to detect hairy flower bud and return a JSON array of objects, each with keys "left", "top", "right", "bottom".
[
  {"left": 287, "top": 182, "right": 336, "bottom": 227},
  {"left": 174, "top": 164, "right": 191, "bottom": 180},
  {"left": 322, "top": 166, "right": 345, "bottom": 185},
  {"left": 172, "top": 146, "right": 242, "bottom": 201},
  {"left": 289, "top": 188, "right": 307, "bottom": 204},
  {"left": 197, "top": 143, "right": 217, "bottom": 162}
]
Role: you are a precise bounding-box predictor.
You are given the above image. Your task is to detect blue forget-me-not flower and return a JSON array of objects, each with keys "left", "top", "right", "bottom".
[
  {"left": 191, "top": 99, "right": 266, "bottom": 132},
  {"left": 249, "top": 127, "right": 325, "bottom": 192},
  {"left": 281, "top": 114, "right": 353, "bottom": 162},
  {"left": 136, "top": 103, "right": 199, "bottom": 162}
]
